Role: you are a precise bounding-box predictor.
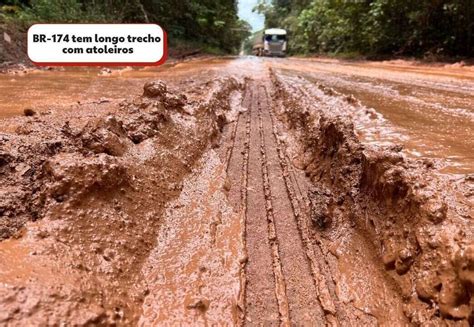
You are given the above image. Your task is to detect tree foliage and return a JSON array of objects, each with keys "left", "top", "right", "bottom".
[
  {"left": 0, "top": 0, "right": 251, "bottom": 54},
  {"left": 257, "top": 0, "right": 473, "bottom": 57}
]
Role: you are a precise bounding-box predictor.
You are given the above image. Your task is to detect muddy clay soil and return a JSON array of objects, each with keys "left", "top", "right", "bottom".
[{"left": 0, "top": 57, "right": 473, "bottom": 326}]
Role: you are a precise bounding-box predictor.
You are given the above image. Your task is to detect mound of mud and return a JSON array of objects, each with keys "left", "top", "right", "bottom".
[
  {"left": 0, "top": 77, "right": 244, "bottom": 325},
  {"left": 271, "top": 71, "right": 473, "bottom": 325}
]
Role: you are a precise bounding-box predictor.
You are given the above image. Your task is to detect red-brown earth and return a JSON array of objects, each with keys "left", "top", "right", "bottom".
[{"left": 0, "top": 57, "right": 472, "bottom": 325}]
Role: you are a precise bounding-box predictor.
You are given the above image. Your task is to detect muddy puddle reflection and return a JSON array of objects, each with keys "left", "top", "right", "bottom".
[
  {"left": 271, "top": 59, "right": 474, "bottom": 174},
  {"left": 0, "top": 58, "right": 233, "bottom": 118}
]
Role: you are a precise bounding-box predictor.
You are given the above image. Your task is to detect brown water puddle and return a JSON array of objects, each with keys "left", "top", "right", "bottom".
[
  {"left": 0, "top": 58, "right": 233, "bottom": 118},
  {"left": 271, "top": 60, "right": 474, "bottom": 174},
  {"left": 287, "top": 57, "right": 474, "bottom": 81},
  {"left": 339, "top": 84, "right": 473, "bottom": 174}
]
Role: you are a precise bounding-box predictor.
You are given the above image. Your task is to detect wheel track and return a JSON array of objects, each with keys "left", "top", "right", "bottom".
[
  {"left": 242, "top": 80, "right": 283, "bottom": 325},
  {"left": 256, "top": 88, "right": 291, "bottom": 325},
  {"left": 225, "top": 108, "right": 241, "bottom": 173},
  {"left": 266, "top": 76, "right": 382, "bottom": 325},
  {"left": 226, "top": 78, "right": 362, "bottom": 325},
  {"left": 271, "top": 84, "right": 352, "bottom": 324},
  {"left": 263, "top": 85, "right": 341, "bottom": 325},
  {"left": 220, "top": 85, "right": 253, "bottom": 325},
  {"left": 239, "top": 86, "right": 252, "bottom": 324},
  {"left": 257, "top": 83, "right": 328, "bottom": 324},
  {"left": 235, "top": 87, "right": 249, "bottom": 324}
]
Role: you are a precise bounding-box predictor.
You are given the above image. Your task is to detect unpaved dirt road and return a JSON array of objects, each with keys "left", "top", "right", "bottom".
[{"left": 0, "top": 57, "right": 473, "bottom": 326}]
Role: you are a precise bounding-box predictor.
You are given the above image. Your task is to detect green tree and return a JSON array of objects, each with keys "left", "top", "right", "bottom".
[{"left": 1, "top": 0, "right": 251, "bottom": 54}]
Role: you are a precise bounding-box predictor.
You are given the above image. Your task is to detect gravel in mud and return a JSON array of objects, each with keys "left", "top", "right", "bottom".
[{"left": 0, "top": 57, "right": 472, "bottom": 326}]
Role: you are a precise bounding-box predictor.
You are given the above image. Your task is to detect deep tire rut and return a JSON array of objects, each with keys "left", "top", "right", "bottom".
[
  {"left": 266, "top": 81, "right": 381, "bottom": 326},
  {"left": 223, "top": 72, "right": 419, "bottom": 326},
  {"left": 257, "top": 87, "right": 291, "bottom": 325},
  {"left": 226, "top": 78, "right": 333, "bottom": 325}
]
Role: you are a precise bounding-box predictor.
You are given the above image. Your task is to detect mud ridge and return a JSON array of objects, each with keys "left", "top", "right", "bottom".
[
  {"left": 270, "top": 69, "right": 473, "bottom": 325},
  {"left": 0, "top": 77, "right": 244, "bottom": 325},
  {"left": 239, "top": 90, "right": 251, "bottom": 324}
]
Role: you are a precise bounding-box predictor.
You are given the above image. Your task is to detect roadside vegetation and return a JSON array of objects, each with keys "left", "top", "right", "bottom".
[
  {"left": 0, "top": 0, "right": 251, "bottom": 58},
  {"left": 256, "top": 0, "right": 473, "bottom": 59}
]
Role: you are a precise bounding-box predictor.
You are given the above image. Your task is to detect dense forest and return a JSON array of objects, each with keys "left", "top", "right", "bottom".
[
  {"left": 0, "top": 0, "right": 251, "bottom": 54},
  {"left": 256, "top": 0, "right": 473, "bottom": 58},
  {"left": 2, "top": 0, "right": 473, "bottom": 59}
]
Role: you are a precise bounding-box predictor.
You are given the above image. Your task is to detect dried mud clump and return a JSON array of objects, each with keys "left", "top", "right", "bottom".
[
  {"left": 308, "top": 186, "right": 332, "bottom": 229},
  {"left": 143, "top": 80, "right": 187, "bottom": 112},
  {"left": 0, "top": 78, "right": 243, "bottom": 325},
  {"left": 0, "top": 133, "right": 74, "bottom": 240},
  {"left": 80, "top": 116, "right": 133, "bottom": 156},
  {"left": 23, "top": 108, "right": 37, "bottom": 117},
  {"left": 42, "top": 153, "right": 129, "bottom": 203},
  {"left": 271, "top": 71, "right": 473, "bottom": 325},
  {"left": 143, "top": 80, "right": 168, "bottom": 98}
]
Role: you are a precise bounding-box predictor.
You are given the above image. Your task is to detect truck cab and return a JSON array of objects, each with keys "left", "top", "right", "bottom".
[{"left": 263, "top": 28, "right": 287, "bottom": 57}]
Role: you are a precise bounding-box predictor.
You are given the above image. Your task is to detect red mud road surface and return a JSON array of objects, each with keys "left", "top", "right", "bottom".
[{"left": 0, "top": 57, "right": 473, "bottom": 325}]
